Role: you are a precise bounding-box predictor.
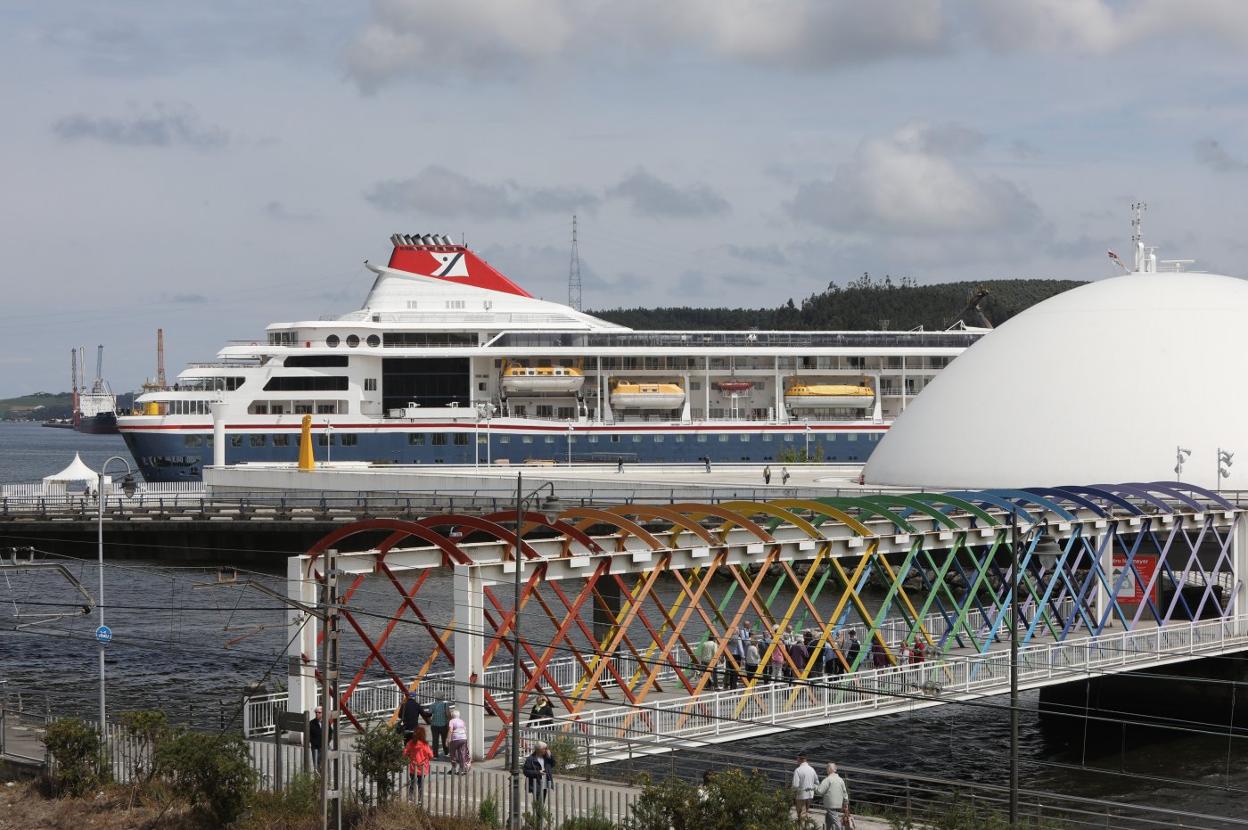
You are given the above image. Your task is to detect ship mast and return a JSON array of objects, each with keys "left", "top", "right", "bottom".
[
  {"left": 70, "top": 347, "right": 78, "bottom": 422},
  {"left": 568, "top": 215, "right": 582, "bottom": 311},
  {"left": 156, "top": 328, "right": 166, "bottom": 388}
]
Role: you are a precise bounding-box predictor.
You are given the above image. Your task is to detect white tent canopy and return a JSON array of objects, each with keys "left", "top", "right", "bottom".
[{"left": 42, "top": 453, "right": 105, "bottom": 493}]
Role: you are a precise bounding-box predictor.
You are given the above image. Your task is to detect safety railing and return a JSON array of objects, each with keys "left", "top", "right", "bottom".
[
  {"left": 530, "top": 615, "right": 1248, "bottom": 763},
  {"left": 240, "top": 602, "right": 1057, "bottom": 738}
]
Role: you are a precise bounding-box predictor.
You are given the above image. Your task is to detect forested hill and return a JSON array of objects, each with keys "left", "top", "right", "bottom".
[{"left": 592, "top": 276, "right": 1086, "bottom": 331}]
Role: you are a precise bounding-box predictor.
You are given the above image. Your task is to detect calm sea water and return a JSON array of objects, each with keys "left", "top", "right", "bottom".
[
  {"left": 0, "top": 421, "right": 129, "bottom": 482},
  {"left": 1, "top": 424, "right": 1245, "bottom": 825}
]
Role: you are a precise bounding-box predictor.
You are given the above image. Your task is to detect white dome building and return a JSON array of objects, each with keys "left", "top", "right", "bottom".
[{"left": 864, "top": 260, "right": 1248, "bottom": 490}]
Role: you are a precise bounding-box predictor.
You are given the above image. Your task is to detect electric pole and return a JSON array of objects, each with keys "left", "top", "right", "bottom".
[{"left": 321, "top": 549, "right": 342, "bottom": 830}]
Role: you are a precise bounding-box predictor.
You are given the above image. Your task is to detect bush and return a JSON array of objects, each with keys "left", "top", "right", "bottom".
[
  {"left": 243, "top": 770, "right": 321, "bottom": 828},
  {"left": 625, "top": 769, "right": 798, "bottom": 830},
  {"left": 118, "top": 709, "right": 169, "bottom": 781},
  {"left": 558, "top": 808, "right": 619, "bottom": 830},
  {"left": 478, "top": 793, "right": 502, "bottom": 828},
  {"left": 42, "top": 717, "right": 105, "bottom": 796},
  {"left": 355, "top": 719, "right": 406, "bottom": 805},
  {"left": 155, "top": 730, "right": 258, "bottom": 826},
  {"left": 547, "top": 735, "right": 581, "bottom": 775}
]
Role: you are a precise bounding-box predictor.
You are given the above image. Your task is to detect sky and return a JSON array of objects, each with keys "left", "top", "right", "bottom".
[{"left": 1, "top": 0, "right": 1246, "bottom": 396}]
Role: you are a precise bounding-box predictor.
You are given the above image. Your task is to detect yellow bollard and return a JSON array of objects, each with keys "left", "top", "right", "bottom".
[{"left": 298, "top": 414, "right": 315, "bottom": 471}]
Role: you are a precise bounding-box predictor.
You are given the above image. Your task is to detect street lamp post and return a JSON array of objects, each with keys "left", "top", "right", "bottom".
[
  {"left": 97, "top": 456, "right": 135, "bottom": 732},
  {"left": 508, "top": 472, "right": 559, "bottom": 830},
  {"left": 1174, "top": 445, "right": 1191, "bottom": 481},
  {"left": 1218, "top": 448, "right": 1234, "bottom": 491}
]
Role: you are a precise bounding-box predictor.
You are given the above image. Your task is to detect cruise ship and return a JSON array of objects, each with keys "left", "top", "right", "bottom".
[{"left": 117, "top": 234, "right": 985, "bottom": 481}]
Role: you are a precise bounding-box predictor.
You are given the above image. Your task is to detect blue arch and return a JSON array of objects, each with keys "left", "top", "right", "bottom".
[
  {"left": 984, "top": 489, "right": 1078, "bottom": 522},
  {"left": 946, "top": 491, "right": 1040, "bottom": 524},
  {"left": 1055, "top": 485, "right": 1142, "bottom": 515},
  {"left": 1025, "top": 487, "right": 1109, "bottom": 518},
  {"left": 1088, "top": 484, "right": 1169, "bottom": 513},
  {"left": 1145, "top": 480, "right": 1234, "bottom": 511}
]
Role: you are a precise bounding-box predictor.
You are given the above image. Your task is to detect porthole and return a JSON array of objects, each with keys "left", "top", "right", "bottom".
[
  {"left": 366, "top": 334, "right": 380, "bottom": 348},
  {"left": 346, "top": 334, "right": 360, "bottom": 348},
  {"left": 326, "top": 335, "right": 340, "bottom": 348}
]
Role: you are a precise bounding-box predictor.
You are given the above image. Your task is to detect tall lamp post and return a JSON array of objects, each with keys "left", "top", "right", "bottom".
[
  {"left": 509, "top": 472, "right": 559, "bottom": 830},
  {"left": 1218, "top": 448, "right": 1234, "bottom": 491},
  {"left": 97, "top": 456, "right": 136, "bottom": 732},
  {"left": 1174, "top": 445, "right": 1191, "bottom": 481}
]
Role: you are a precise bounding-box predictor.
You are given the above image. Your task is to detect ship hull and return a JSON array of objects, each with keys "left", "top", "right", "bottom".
[
  {"left": 120, "top": 422, "right": 887, "bottom": 482},
  {"left": 75, "top": 412, "right": 119, "bottom": 435}
]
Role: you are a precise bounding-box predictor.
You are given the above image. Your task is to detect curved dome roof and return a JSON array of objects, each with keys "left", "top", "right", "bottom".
[{"left": 864, "top": 271, "right": 1248, "bottom": 489}]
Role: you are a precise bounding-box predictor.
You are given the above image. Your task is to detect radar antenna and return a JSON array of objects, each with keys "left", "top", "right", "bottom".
[{"left": 568, "top": 215, "right": 582, "bottom": 311}]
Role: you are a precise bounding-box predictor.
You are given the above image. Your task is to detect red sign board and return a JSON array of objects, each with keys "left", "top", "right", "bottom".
[{"left": 1112, "top": 553, "right": 1158, "bottom": 604}]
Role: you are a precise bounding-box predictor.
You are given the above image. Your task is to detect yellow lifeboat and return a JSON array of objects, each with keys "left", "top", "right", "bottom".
[
  {"left": 609, "top": 381, "right": 685, "bottom": 410},
  {"left": 784, "top": 381, "right": 874, "bottom": 409},
  {"left": 501, "top": 364, "right": 585, "bottom": 395}
]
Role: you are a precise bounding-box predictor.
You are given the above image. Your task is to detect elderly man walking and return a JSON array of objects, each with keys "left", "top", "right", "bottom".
[
  {"left": 792, "top": 754, "right": 818, "bottom": 821},
  {"left": 814, "top": 762, "right": 851, "bottom": 829}
]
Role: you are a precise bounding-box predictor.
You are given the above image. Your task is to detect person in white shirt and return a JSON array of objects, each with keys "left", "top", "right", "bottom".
[
  {"left": 814, "top": 762, "right": 850, "bottom": 829},
  {"left": 792, "top": 754, "right": 819, "bottom": 820}
]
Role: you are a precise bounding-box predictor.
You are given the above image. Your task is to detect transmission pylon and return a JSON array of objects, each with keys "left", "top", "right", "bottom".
[{"left": 568, "top": 215, "right": 582, "bottom": 311}]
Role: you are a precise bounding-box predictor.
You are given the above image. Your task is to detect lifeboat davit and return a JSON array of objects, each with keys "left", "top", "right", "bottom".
[
  {"left": 609, "top": 381, "right": 685, "bottom": 410},
  {"left": 501, "top": 365, "right": 586, "bottom": 395},
  {"left": 784, "top": 382, "right": 875, "bottom": 409},
  {"left": 713, "top": 380, "right": 753, "bottom": 394}
]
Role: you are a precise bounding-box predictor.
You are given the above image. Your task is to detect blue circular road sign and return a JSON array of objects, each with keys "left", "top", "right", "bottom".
[{"left": 95, "top": 625, "right": 113, "bottom": 645}]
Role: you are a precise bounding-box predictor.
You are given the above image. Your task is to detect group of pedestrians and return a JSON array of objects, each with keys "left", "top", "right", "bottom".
[
  {"left": 761, "top": 465, "right": 792, "bottom": 485},
  {"left": 792, "top": 755, "right": 852, "bottom": 829},
  {"left": 695, "top": 622, "right": 939, "bottom": 688},
  {"left": 391, "top": 690, "right": 473, "bottom": 802},
  {"left": 701, "top": 622, "right": 867, "bottom": 688}
]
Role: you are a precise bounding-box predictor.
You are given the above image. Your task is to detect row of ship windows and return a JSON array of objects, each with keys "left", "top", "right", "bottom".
[
  {"left": 184, "top": 434, "right": 361, "bottom": 448},
  {"left": 180, "top": 432, "right": 883, "bottom": 449},
  {"left": 408, "top": 433, "right": 883, "bottom": 445}
]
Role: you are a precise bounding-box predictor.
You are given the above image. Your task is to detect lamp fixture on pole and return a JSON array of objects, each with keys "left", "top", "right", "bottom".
[
  {"left": 1174, "top": 445, "right": 1192, "bottom": 481},
  {"left": 1218, "top": 448, "right": 1234, "bottom": 491}
]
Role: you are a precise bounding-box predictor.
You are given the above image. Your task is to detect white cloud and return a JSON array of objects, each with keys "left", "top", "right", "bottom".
[
  {"left": 346, "top": 0, "right": 575, "bottom": 90},
  {"left": 346, "top": 0, "right": 945, "bottom": 88},
  {"left": 364, "top": 166, "right": 599, "bottom": 220},
  {"left": 52, "top": 103, "right": 228, "bottom": 149},
  {"left": 606, "top": 169, "right": 729, "bottom": 218},
  {"left": 344, "top": 0, "right": 1248, "bottom": 87},
  {"left": 1194, "top": 138, "right": 1247, "bottom": 173},
  {"left": 969, "top": 0, "right": 1248, "bottom": 53},
  {"left": 785, "top": 123, "right": 1041, "bottom": 236}
]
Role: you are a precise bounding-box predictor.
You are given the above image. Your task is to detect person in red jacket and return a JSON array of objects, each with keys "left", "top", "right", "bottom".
[{"left": 404, "top": 726, "right": 434, "bottom": 803}]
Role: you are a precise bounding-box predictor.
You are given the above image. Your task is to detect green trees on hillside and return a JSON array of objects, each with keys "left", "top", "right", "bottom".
[{"left": 595, "top": 275, "right": 1084, "bottom": 332}]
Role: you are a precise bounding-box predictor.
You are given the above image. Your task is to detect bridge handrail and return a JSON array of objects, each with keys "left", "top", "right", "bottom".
[
  {"left": 533, "top": 614, "right": 1248, "bottom": 762},
  {"left": 238, "top": 601, "right": 1049, "bottom": 738}
]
